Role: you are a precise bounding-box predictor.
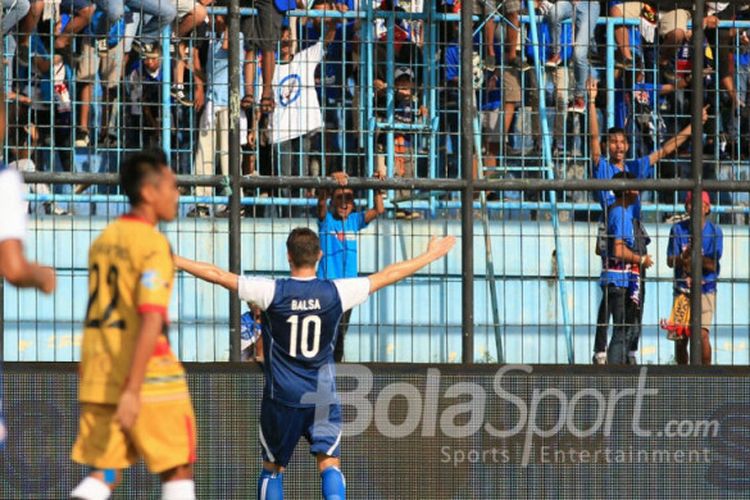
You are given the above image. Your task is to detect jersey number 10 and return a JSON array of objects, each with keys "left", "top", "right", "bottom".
[{"left": 287, "top": 314, "right": 322, "bottom": 358}]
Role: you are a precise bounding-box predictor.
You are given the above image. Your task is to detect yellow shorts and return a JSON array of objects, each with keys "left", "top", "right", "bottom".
[{"left": 71, "top": 395, "right": 196, "bottom": 474}]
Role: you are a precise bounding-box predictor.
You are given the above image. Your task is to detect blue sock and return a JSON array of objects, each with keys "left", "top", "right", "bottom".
[
  {"left": 257, "top": 469, "right": 283, "bottom": 500},
  {"left": 321, "top": 466, "right": 346, "bottom": 500}
]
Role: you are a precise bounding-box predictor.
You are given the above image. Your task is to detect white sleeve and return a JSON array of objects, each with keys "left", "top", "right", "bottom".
[
  {"left": 0, "top": 170, "right": 27, "bottom": 243},
  {"left": 334, "top": 278, "right": 371, "bottom": 312},
  {"left": 237, "top": 276, "right": 276, "bottom": 311}
]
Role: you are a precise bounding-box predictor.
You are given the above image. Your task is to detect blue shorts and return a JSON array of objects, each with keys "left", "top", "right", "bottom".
[{"left": 259, "top": 397, "right": 342, "bottom": 467}]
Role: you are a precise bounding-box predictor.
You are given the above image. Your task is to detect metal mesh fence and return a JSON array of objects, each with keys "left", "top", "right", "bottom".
[{"left": 1, "top": 0, "right": 749, "bottom": 364}]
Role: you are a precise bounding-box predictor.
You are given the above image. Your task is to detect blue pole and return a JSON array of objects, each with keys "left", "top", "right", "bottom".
[
  {"left": 161, "top": 25, "right": 172, "bottom": 156},
  {"left": 606, "top": 18, "right": 616, "bottom": 129},
  {"left": 526, "top": 0, "right": 574, "bottom": 364},
  {"left": 427, "top": 0, "right": 438, "bottom": 217}
]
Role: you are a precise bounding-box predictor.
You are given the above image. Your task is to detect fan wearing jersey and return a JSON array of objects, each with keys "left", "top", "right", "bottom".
[{"left": 174, "top": 229, "right": 456, "bottom": 500}]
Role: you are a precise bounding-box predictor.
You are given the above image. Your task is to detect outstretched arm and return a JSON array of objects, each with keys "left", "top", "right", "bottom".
[
  {"left": 368, "top": 236, "right": 456, "bottom": 294},
  {"left": 649, "top": 106, "right": 708, "bottom": 165},
  {"left": 174, "top": 255, "right": 240, "bottom": 292}
]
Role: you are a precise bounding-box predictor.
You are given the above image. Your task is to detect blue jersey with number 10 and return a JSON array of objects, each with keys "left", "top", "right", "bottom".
[{"left": 262, "top": 278, "right": 344, "bottom": 407}]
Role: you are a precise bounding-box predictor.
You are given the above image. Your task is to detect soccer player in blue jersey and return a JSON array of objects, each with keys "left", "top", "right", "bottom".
[
  {"left": 587, "top": 78, "right": 704, "bottom": 364},
  {"left": 174, "top": 228, "right": 455, "bottom": 500}
]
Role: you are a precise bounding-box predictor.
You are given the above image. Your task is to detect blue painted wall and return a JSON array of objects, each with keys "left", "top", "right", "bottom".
[{"left": 3, "top": 217, "right": 749, "bottom": 364}]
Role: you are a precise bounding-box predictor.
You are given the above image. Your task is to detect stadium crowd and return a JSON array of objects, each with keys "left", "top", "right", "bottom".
[{"left": 1, "top": 0, "right": 749, "bottom": 215}]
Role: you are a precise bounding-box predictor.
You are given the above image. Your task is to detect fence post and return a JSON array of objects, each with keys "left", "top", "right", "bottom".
[
  {"left": 161, "top": 26, "right": 172, "bottom": 155},
  {"left": 228, "top": 0, "right": 242, "bottom": 362},
  {"left": 689, "top": 0, "right": 706, "bottom": 365},
  {"left": 460, "top": 0, "right": 475, "bottom": 364}
]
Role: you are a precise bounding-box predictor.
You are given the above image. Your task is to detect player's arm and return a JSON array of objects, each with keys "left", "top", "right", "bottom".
[
  {"left": 174, "top": 255, "right": 240, "bottom": 292},
  {"left": 115, "top": 311, "right": 164, "bottom": 430},
  {"left": 587, "top": 78, "right": 602, "bottom": 165},
  {"left": 0, "top": 170, "right": 55, "bottom": 293},
  {"left": 0, "top": 240, "right": 55, "bottom": 292},
  {"left": 649, "top": 106, "right": 708, "bottom": 165},
  {"left": 367, "top": 236, "right": 456, "bottom": 294}
]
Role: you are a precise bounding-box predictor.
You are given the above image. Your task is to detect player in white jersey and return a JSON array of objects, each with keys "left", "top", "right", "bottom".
[{"left": 0, "top": 94, "right": 56, "bottom": 446}]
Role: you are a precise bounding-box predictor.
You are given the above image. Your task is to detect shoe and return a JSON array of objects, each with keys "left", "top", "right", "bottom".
[
  {"left": 592, "top": 352, "right": 607, "bottom": 365},
  {"left": 214, "top": 205, "right": 230, "bottom": 218},
  {"left": 484, "top": 54, "right": 496, "bottom": 71},
  {"left": 395, "top": 210, "right": 421, "bottom": 220},
  {"left": 74, "top": 129, "right": 90, "bottom": 148},
  {"left": 545, "top": 54, "right": 562, "bottom": 68},
  {"left": 615, "top": 53, "right": 635, "bottom": 70},
  {"left": 627, "top": 351, "right": 638, "bottom": 365},
  {"left": 568, "top": 97, "right": 586, "bottom": 114},
  {"left": 132, "top": 40, "right": 156, "bottom": 57},
  {"left": 43, "top": 202, "right": 69, "bottom": 215},
  {"left": 171, "top": 85, "right": 193, "bottom": 106},
  {"left": 512, "top": 57, "right": 532, "bottom": 72},
  {"left": 187, "top": 205, "right": 210, "bottom": 218}
]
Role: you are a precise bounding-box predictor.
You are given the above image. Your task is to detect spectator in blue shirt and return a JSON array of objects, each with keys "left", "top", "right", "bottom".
[
  {"left": 667, "top": 191, "right": 723, "bottom": 365},
  {"left": 600, "top": 172, "right": 654, "bottom": 365},
  {"left": 316, "top": 171, "right": 384, "bottom": 361},
  {"left": 588, "top": 78, "right": 703, "bottom": 216}
]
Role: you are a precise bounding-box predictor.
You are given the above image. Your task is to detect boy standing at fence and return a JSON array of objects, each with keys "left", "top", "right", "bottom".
[
  {"left": 588, "top": 78, "right": 704, "bottom": 364},
  {"left": 174, "top": 228, "right": 455, "bottom": 500},
  {"left": 666, "top": 191, "right": 722, "bottom": 365},
  {"left": 69, "top": 150, "right": 197, "bottom": 500},
  {"left": 601, "top": 172, "right": 653, "bottom": 365},
  {"left": 376, "top": 66, "right": 427, "bottom": 218},
  {"left": 317, "top": 171, "right": 384, "bottom": 362}
]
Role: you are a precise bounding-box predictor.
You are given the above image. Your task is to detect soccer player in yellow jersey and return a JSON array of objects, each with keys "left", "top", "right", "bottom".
[{"left": 70, "top": 150, "right": 196, "bottom": 500}]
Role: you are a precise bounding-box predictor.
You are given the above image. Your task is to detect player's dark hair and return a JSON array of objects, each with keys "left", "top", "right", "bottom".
[
  {"left": 286, "top": 228, "right": 321, "bottom": 269},
  {"left": 120, "top": 149, "right": 169, "bottom": 206}
]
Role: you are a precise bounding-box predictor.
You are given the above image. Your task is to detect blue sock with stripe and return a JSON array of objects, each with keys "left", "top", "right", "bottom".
[
  {"left": 321, "top": 466, "right": 345, "bottom": 500},
  {"left": 257, "top": 469, "right": 283, "bottom": 500}
]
